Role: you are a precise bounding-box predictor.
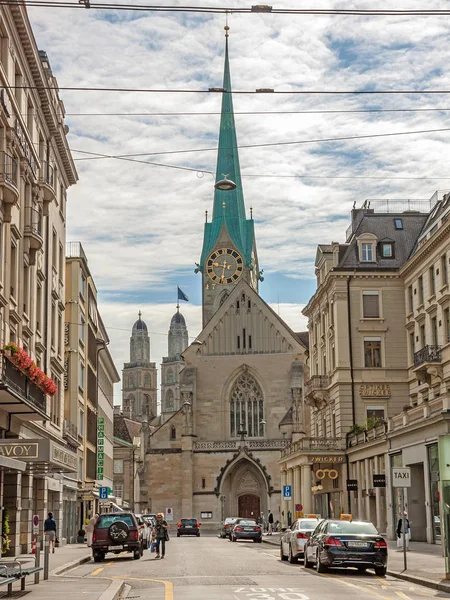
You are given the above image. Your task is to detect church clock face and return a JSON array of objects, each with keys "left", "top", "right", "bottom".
[{"left": 206, "top": 248, "right": 244, "bottom": 285}]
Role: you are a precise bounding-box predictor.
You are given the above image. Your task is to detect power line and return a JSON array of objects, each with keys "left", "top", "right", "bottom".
[{"left": 70, "top": 126, "right": 450, "bottom": 162}]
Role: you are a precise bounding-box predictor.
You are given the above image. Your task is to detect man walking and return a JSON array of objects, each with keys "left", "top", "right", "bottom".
[
  {"left": 268, "top": 510, "right": 274, "bottom": 535},
  {"left": 44, "top": 512, "right": 57, "bottom": 553}
]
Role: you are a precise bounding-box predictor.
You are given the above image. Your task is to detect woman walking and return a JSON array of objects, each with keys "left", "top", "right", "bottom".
[
  {"left": 44, "top": 512, "right": 57, "bottom": 554},
  {"left": 154, "top": 513, "right": 169, "bottom": 559}
]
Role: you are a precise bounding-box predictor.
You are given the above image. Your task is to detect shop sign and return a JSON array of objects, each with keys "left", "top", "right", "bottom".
[
  {"left": 347, "top": 479, "right": 358, "bottom": 491},
  {"left": 373, "top": 474, "right": 386, "bottom": 488},
  {"left": 0, "top": 442, "right": 38, "bottom": 459},
  {"left": 392, "top": 467, "right": 411, "bottom": 488},
  {"left": 359, "top": 384, "right": 391, "bottom": 398},
  {"left": 52, "top": 446, "right": 77, "bottom": 470},
  {"left": 97, "top": 417, "right": 104, "bottom": 480},
  {"left": 0, "top": 439, "right": 77, "bottom": 472},
  {"left": 315, "top": 469, "right": 339, "bottom": 480},
  {"left": 311, "top": 456, "right": 344, "bottom": 463}
]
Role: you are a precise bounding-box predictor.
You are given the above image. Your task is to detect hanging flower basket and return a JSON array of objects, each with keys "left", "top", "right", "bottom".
[{"left": 1, "top": 343, "right": 58, "bottom": 396}]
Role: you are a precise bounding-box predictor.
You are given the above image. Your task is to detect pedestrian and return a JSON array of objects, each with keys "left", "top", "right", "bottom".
[
  {"left": 396, "top": 511, "right": 411, "bottom": 551},
  {"left": 154, "top": 512, "right": 169, "bottom": 559},
  {"left": 268, "top": 510, "right": 274, "bottom": 535},
  {"left": 86, "top": 513, "right": 99, "bottom": 547},
  {"left": 44, "top": 512, "right": 57, "bottom": 554}
]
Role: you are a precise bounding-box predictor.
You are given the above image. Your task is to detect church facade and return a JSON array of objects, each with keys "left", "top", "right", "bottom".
[{"left": 143, "top": 30, "right": 309, "bottom": 528}]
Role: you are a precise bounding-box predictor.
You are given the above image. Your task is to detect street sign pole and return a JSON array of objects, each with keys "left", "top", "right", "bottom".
[
  {"left": 402, "top": 487, "right": 407, "bottom": 572},
  {"left": 392, "top": 466, "right": 411, "bottom": 573}
]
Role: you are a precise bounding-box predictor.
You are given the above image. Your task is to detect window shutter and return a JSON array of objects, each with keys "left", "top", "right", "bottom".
[{"left": 363, "top": 294, "right": 379, "bottom": 318}]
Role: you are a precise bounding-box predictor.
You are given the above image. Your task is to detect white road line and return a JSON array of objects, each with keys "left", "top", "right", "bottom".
[{"left": 261, "top": 552, "right": 279, "bottom": 559}]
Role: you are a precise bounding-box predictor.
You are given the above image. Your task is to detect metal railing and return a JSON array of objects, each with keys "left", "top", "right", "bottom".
[
  {"left": 66, "top": 241, "right": 88, "bottom": 264},
  {"left": 63, "top": 419, "right": 78, "bottom": 440},
  {"left": 0, "top": 356, "right": 47, "bottom": 413},
  {"left": 23, "top": 207, "right": 43, "bottom": 238},
  {"left": 281, "top": 437, "right": 343, "bottom": 458},
  {"left": 193, "top": 439, "right": 290, "bottom": 452},
  {"left": 305, "top": 375, "right": 330, "bottom": 396},
  {"left": 0, "top": 151, "right": 18, "bottom": 186},
  {"left": 414, "top": 345, "right": 442, "bottom": 367},
  {"left": 40, "top": 160, "right": 55, "bottom": 188}
]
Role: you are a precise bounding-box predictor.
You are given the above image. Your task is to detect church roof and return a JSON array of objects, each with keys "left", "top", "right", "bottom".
[
  {"left": 113, "top": 413, "right": 142, "bottom": 444},
  {"left": 132, "top": 312, "right": 148, "bottom": 334},
  {"left": 199, "top": 32, "right": 255, "bottom": 269},
  {"left": 170, "top": 308, "right": 186, "bottom": 328}
]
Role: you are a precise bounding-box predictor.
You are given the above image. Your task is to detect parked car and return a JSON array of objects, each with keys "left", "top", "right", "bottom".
[
  {"left": 280, "top": 517, "right": 320, "bottom": 563},
  {"left": 230, "top": 518, "right": 262, "bottom": 543},
  {"left": 220, "top": 517, "right": 239, "bottom": 539},
  {"left": 177, "top": 518, "right": 201, "bottom": 537},
  {"left": 304, "top": 519, "right": 387, "bottom": 576},
  {"left": 91, "top": 512, "right": 145, "bottom": 562}
]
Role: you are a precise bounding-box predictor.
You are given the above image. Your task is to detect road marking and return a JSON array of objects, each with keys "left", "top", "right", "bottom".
[
  {"left": 262, "top": 552, "right": 279, "bottom": 560},
  {"left": 91, "top": 561, "right": 113, "bottom": 576},
  {"left": 111, "top": 575, "right": 174, "bottom": 600},
  {"left": 312, "top": 571, "right": 393, "bottom": 600},
  {"left": 395, "top": 593, "right": 414, "bottom": 600}
]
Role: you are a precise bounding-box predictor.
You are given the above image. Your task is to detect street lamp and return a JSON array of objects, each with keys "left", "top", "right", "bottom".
[{"left": 214, "top": 174, "right": 237, "bottom": 191}]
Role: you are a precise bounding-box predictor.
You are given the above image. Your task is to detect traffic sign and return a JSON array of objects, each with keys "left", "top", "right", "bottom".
[
  {"left": 295, "top": 504, "right": 303, "bottom": 511},
  {"left": 99, "top": 486, "right": 109, "bottom": 500},
  {"left": 33, "top": 515, "right": 39, "bottom": 534},
  {"left": 392, "top": 467, "right": 411, "bottom": 487},
  {"left": 283, "top": 485, "right": 292, "bottom": 499},
  {"left": 166, "top": 508, "right": 173, "bottom": 522}
]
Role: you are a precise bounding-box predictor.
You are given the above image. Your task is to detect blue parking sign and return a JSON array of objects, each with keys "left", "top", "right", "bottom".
[
  {"left": 99, "top": 486, "right": 109, "bottom": 499},
  {"left": 283, "top": 485, "right": 292, "bottom": 499}
]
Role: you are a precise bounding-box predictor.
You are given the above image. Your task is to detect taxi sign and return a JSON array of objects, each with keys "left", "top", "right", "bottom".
[
  {"left": 306, "top": 514, "right": 319, "bottom": 519},
  {"left": 340, "top": 513, "right": 352, "bottom": 521}
]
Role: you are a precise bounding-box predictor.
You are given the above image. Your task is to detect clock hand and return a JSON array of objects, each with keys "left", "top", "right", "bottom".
[{"left": 220, "top": 259, "right": 228, "bottom": 282}]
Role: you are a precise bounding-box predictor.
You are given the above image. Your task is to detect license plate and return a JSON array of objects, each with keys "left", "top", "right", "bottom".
[
  {"left": 108, "top": 545, "right": 123, "bottom": 550},
  {"left": 244, "top": 528, "right": 254, "bottom": 531},
  {"left": 185, "top": 525, "right": 192, "bottom": 528},
  {"left": 347, "top": 541, "right": 368, "bottom": 548}
]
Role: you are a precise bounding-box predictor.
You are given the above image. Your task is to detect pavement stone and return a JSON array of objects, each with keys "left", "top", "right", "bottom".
[{"left": 262, "top": 532, "right": 450, "bottom": 592}]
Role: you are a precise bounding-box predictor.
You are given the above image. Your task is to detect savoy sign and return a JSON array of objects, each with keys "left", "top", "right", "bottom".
[{"left": 392, "top": 467, "right": 411, "bottom": 487}]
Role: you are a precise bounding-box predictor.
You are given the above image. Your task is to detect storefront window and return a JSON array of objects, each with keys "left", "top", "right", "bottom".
[{"left": 428, "top": 444, "right": 441, "bottom": 542}]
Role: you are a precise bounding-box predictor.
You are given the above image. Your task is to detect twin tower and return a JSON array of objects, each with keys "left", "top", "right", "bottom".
[{"left": 122, "top": 308, "right": 189, "bottom": 425}]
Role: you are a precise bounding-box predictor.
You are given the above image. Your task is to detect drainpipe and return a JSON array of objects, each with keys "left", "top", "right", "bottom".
[{"left": 346, "top": 275, "right": 356, "bottom": 513}]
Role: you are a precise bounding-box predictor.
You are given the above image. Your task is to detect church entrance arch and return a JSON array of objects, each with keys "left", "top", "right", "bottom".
[{"left": 238, "top": 494, "right": 260, "bottom": 519}]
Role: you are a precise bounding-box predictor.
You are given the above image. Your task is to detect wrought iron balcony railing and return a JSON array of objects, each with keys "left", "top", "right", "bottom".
[
  {"left": 414, "top": 345, "right": 442, "bottom": 368},
  {"left": 0, "top": 151, "right": 18, "bottom": 187}
]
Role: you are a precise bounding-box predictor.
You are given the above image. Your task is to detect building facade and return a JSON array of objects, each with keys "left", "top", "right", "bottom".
[
  {"left": 0, "top": 3, "right": 78, "bottom": 554},
  {"left": 113, "top": 409, "right": 145, "bottom": 512},
  {"left": 143, "top": 31, "right": 308, "bottom": 529}
]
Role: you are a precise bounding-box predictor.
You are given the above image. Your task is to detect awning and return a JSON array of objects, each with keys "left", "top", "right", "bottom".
[
  {"left": 0, "top": 438, "right": 77, "bottom": 473},
  {"left": 0, "top": 455, "right": 26, "bottom": 471}
]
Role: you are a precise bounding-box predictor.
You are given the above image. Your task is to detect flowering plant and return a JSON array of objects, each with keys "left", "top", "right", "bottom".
[
  {"left": 2, "top": 343, "right": 58, "bottom": 396},
  {"left": 2, "top": 511, "right": 10, "bottom": 555}
]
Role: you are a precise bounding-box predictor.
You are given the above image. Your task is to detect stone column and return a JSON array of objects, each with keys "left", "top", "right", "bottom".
[
  {"left": 357, "top": 461, "right": 363, "bottom": 520},
  {"left": 20, "top": 474, "right": 33, "bottom": 553},
  {"left": 374, "top": 456, "right": 382, "bottom": 532},
  {"left": 34, "top": 477, "right": 48, "bottom": 543},
  {"left": 281, "top": 470, "right": 288, "bottom": 527},
  {"left": 4, "top": 472, "right": 22, "bottom": 557},
  {"left": 365, "top": 458, "right": 371, "bottom": 522},
  {"left": 287, "top": 468, "right": 294, "bottom": 525},
  {"left": 301, "top": 465, "right": 312, "bottom": 514},
  {"left": 294, "top": 466, "right": 301, "bottom": 516}
]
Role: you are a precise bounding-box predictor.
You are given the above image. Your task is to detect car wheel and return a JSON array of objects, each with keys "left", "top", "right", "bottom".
[
  {"left": 177, "top": 532, "right": 180, "bottom": 537},
  {"left": 196, "top": 532, "right": 200, "bottom": 537},
  {"left": 133, "top": 549, "right": 141, "bottom": 560},
  {"left": 280, "top": 543, "right": 288, "bottom": 561},
  {"left": 257, "top": 539, "right": 262, "bottom": 543},
  {"left": 316, "top": 551, "right": 327, "bottom": 573},
  {"left": 289, "top": 545, "right": 298, "bottom": 564},
  {"left": 93, "top": 552, "right": 103, "bottom": 563},
  {"left": 304, "top": 548, "right": 314, "bottom": 569},
  {"left": 375, "top": 566, "right": 387, "bottom": 577}
]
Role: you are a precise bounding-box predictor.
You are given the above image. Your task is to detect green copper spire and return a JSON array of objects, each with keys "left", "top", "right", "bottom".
[{"left": 200, "top": 28, "right": 254, "bottom": 269}]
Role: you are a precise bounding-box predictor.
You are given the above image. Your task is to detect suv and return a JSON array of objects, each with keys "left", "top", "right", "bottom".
[
  {"left": 177, "top": 518, "right": 200, "bottom": 537},
  {"left": 91, "top": 512, "right": 145, "bottom": 562}
]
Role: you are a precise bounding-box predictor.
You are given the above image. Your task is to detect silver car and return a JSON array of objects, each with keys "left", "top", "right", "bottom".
[{"left": 280, "top": 518, "right": 321, "bottom": 563}]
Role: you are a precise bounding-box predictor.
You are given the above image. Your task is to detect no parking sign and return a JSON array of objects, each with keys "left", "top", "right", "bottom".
[{"left": 165, "top": 508, "right": 173, "bottom": 522}]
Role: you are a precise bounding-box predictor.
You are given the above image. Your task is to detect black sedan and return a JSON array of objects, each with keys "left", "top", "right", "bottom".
[
  {"left": 304, "top": 519, "right": 387, "bottom": 576},
  {"left": 230, "top": 518, "right": 262, "bottom": 543}
]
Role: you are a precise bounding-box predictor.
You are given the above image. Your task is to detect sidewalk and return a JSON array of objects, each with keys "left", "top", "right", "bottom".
[
  {"left": 0, "top": 543, "right": 124, "bottom": 600},
  {"left": 262, "top": 533, "right": 450, "bottom": 592}
]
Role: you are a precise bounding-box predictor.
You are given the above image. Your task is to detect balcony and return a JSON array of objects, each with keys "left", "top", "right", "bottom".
[
  {"left": 63, "top": 419, "right": 79, "bottom": 449},
  {"left": 413, "top": 345, "right": 442, "bottom": 385},
  {"left": 39, "top": 160, "right": 56, "bottom": 204},
  {"left": 305, "top": 375, "right": 330, "bottom": 410},
  {"left": 0, "top": 356, "right": 48, "bottom": 420},
  {"left": 23, "top": 207, "right": 43, "bottom": 264},
  {"left": 281, "top": 437, "right": 344, "bottom": 458},
  {"left": 0, "top": 151, "right": 19, "bottom": 214}
]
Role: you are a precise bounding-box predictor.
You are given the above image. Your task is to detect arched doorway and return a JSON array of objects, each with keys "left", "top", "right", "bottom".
[{"left": 238, "top": 494, "right": 260, "bottom": 519}]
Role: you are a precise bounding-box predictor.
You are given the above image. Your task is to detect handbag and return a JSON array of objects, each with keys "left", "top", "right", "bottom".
[
  {"left": 164, "top": 529, "right": 170, "bottom": 542},
  {"left": 150, "top": 541, "right": 156, "bottom": 553}
]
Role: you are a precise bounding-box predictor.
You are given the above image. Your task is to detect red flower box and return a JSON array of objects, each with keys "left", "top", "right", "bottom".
[{"left": 2, "top": 343, "right": 58, "bottom": 396}]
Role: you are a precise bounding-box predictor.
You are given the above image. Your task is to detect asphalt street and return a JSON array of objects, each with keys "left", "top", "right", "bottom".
[{"left": 71, "top": 533, "right": 450, "bottom": 600}]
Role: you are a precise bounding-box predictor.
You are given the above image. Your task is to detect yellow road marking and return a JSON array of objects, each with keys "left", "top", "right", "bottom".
[
  {"left": 91, "top": 561, "right": 113, "bottom": 576},
  {"left": 111, "top": 575, "right": 174, "bottom": 600},
  {"left": 314, "top": 571, "right": 395, "bottom": 600},
  {"left": 395, "top": 593, "right": 413, "bottom": 600}
]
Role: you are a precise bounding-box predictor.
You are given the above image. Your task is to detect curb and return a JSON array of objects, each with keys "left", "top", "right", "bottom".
[
  {"left": 387, "top": 570, "right": 450, "bottom": 593},
  {"left": 52, "top": 554, "right": 92, "bottom": 575},
  {"left": 99, "top": 580, "right": 126, "bottom": 600}
]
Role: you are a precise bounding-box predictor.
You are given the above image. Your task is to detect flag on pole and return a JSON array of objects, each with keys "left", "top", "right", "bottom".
[{"left": 177, "top": 287, "right": 189, "bottom": 302}]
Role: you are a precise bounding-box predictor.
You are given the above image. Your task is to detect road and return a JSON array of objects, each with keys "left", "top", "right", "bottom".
[{"left": 71, "top": 533, "right": 450, "bottom": 600}]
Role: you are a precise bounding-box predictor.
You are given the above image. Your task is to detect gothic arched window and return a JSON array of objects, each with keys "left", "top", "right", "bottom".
[
  {"left": 128, "top": 374, "right": 134, "bottom": 388},
  {"left": 166, "top": 368, "right": 174, "bottom": 384},
  {"left": 165, "top": 389, "right": 174, "bottom": 411},
  {"left": 170, "top": 426, "right": 176, "bottom": 441},
  {"left": 230, "top": 372, "right": 264, "bottom": 438},
  {"left": 144, "top": 373, "right": 150, "bottom": 387}
]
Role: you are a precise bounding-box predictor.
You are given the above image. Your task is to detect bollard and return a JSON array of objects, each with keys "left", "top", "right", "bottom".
[
  {"left": 34, "top": 536, "right": 40, "bottom": 585},
  {"left": 43, "top": 535, "right": 49, "bottom": 580}
]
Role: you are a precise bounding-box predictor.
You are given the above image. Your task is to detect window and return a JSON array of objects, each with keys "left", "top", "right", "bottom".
[
  {"left": 166, "top": 368, "right": 174, "bottom": 384},
  {"left": 361, "top": 243, "right": 373, "bottom": 262},
  {"left": 362, "top": 291, "right": 379, "bottom": 318},
  {"left": 79, "top": 312, "right": 86, "bottom": 345},
  {"left": 165, "top": 389, "right": 174, "bottom": 411},
  {"left": 394, "top": 218, "right": 403, "bottom": 230},
  {"left": 52, "top": 229, "right": 57, "bottom": 266},
  {"left": 445, "top": 308, "right": 450, "bottom": 344},
  {"left": 429, "top": 266, "right": 436, "bottom": 296},
  {"left": 36, "top": 284, "right": 42, "bottom": 331},
  {"left": 113, "top": 484, "right": 123, "bottom": 499},
  {"left": 364, "top": 338, "right": 382, "bottom": 367},
  {"left": 230, "top": 372, "right": 264, "bottom": 437},
  {"left": 80, "top": 270, "right": 86, "bottom": 299},
  {"left": 331, "top": 412, "right": 336, "bottom": 437},
  {"left": 408, "top": 285, "right": 413, "bottom": 313},
  {"left": 23, "top": 262, "right": 29, "bottom": 315},
  {"left": 331, "top": 345, "right": 336, "bottom": 370},
  {"left": 113, "top": 459, "right": 123, "bottom": 474},
  {"left": 10, "top": 239, "right": 17, "bottom": 298},
  {"left": 442, "top": 254, "right": 448, "bottom": 287},
  {"left": 431, "top": 316, "right": 438, "bottom": 346},
  {"left": 418, "top": 276, "right": 424, "bottom": 305},
  {"left": 420, "top": 324, "right": 426, "bottom": 348},
  {"left": 409, "top": 331, "right": 415, "bottom": 362},
  {"left": 79, "top": 409, "right": 85, "bottom": 436},
  {"left": 382, "top": 243, "right": 393, "bottom": 258},
  {"left": 366, "top": 406, "right": 385, "bottom": 421},
  {"left": 201, "top": 478, "right": 206, "bottom": 489},
  {"left": 170, "top": 426, "right": 176, "bottom": 441},
  {"left": 79, "top": 361, "right": 85, "bottom": 390},
  {"left": 58, "top": 312, "right": 63, "bottom": 356}
]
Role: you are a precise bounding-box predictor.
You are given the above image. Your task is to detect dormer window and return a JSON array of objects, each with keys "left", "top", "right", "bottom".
[
  {"left": 382, "top": 243, "right": 393, "bottom": 258},
  {"left": 394, "top": 218, "right": 403, "bottom": 230},
  {"left": 361, "top": 243, "right": 373, "bottom": 262}
]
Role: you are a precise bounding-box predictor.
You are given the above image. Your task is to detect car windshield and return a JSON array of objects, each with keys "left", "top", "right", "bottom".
[
  {"left": 299, "top": 521, "right": 318, "bottom": 530},
  {"left": 181, "top": 519, "right": 196, "bottom": 525},
  {"left": 225, "top": 518, "right": 237, "bottom": 523},
  {"left": 238, "top": 520, "right": 257, "bottom": 525},
  {"left": 96, "top": 515, "right": 134, "bottom": 529},
  {"left": 327, "top": 521, "right": 378, "bottom": 535}
]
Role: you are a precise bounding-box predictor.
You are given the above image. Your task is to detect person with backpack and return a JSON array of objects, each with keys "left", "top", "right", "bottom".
[{"left": 154, "top": 513, "right": 169, "bottom": 559}]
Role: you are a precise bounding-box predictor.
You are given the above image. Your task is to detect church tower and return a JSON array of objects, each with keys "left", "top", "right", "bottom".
[
  {"left": 161, "top": 305, "right": 189, "bottom": 423},
  {"left": 199, "top": 28, "right": 261, "bottom": 327},
  {"left": 122, "top": 312, "right": 157, "bottom": 422}
]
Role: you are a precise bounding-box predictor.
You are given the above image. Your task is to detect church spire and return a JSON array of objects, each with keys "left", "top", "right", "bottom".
[{"left": 199, "top": 27, "right": 254, "bottom": 270}]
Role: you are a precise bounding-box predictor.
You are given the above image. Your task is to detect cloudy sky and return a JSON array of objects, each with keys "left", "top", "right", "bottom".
[{"left": 27, "top": 1, "right": 450, "bottom": 404}]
